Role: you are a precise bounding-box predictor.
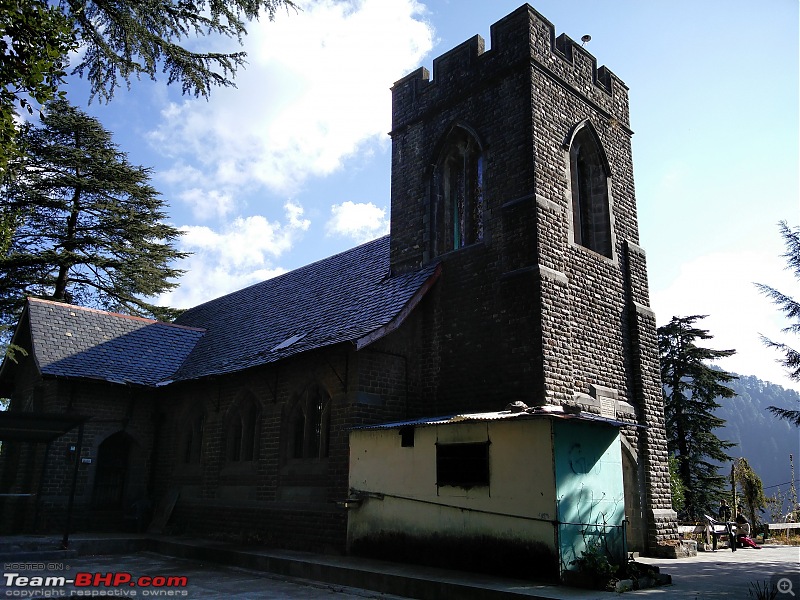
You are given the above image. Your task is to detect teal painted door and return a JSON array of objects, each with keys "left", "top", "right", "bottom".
[{"left": 553, "top": 420, "right": 625, "bottom": 573}]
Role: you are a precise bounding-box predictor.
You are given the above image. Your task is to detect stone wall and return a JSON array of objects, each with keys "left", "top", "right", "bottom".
[
  {"left": 0, "top": 376, "right": 157, "bottom": 533},
  {"left": 149, "top": 343, "right": 418, "bottom": 551},
  {"left": 388, "top": 4, "right": 677, "bottom": 551},
  {"left": 0, "top": 3, "right": 677, "bottom": 555}
]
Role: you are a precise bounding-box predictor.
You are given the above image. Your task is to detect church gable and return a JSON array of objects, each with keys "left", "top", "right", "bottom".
[{"left": 10, "top": 298, "right": 205, "bottom": 387}]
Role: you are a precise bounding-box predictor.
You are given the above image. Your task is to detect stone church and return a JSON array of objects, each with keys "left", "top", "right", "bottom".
[{"left": 0, "top": 3, "right": 678, "bottom": 576}]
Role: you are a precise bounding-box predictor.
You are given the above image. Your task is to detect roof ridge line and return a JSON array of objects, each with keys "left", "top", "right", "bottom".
[
  {"left": 26, "top": 297, "right": 206, "bottom": 333},
  {"left": 178, "top": 234, "right": 391, "bottom": 316}
]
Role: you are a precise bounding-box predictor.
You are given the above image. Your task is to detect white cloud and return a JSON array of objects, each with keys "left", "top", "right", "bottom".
[
  {"left": 326, "top": 201, "right": 388, "bottom": 242},
  {"left": 286, "top": 200, "right": 311, "bottom": 230},
  {"left": 178, "top": 188, "right": 236, "bottom": 221},
  {"left": 147, "top": 0, "right": 433, "bottom": 195},
  {"left": 650, "top": 248, "right": 800, "bottom": 391},
  {"left": 160, "top": 203, "right": 309, "bottom": 308},
  {"left": 159, "top": 162, "right": 204, "bottom": 187}
]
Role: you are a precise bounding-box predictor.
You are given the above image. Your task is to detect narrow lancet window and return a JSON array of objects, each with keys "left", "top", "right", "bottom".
[
  {"left": 287, "top": 385, "right": 331, "bottom": 460},
  {"left": 433, "top": 126, "right": 484, "bottom": 256},
  {"left": 226, "top": 394, "right": 261, "bottom": 462},
  {"left": 569, "top": 124, "right": 613, "bottom": 258}
]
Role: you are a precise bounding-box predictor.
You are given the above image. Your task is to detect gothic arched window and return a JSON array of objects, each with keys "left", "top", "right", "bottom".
[
  {"left": 287, "top": 385, "right": 331, "bottom": 460},
  {"left": 225, "top": 393, "right": 261, "bottom": 462},
  {"left": 432, "top": 126, "right": 484, "bottom": 256},
  {"left": 182, "top": 410, "right": 205, "bottom": 464},
  {"left": 568, "top": 122, "right": 613, "bottom": 258}
]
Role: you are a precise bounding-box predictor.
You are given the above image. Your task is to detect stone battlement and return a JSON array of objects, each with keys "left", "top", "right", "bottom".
[{"left": 392, "top": 4, "right": 630, "bottom": 131}]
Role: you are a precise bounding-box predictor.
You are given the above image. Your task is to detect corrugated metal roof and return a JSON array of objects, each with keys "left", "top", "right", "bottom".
[{"left": 354, "top": 406, "right": 643, "bottom": 430}]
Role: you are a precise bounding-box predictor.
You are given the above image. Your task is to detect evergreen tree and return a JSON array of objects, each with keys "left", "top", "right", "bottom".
[
  {"left": 757, "top": 221, "right": 800, "bottom": 426},
  {"left": 668, "top": 455, "right": 686, "bottom": 514},
  {"left": 0, "top": 0, "right": 76, "bottom": 173},
  {"left": 658, "top": 315, "right": 738, "bottom": 519},
  {"left": 67, "top": 0, "right": 296, "bottom": 103},
  {"left": 733, "top": 457, "right": 766, "bottom": 527},
  {"left": 0, "top": 99, "right": 186, "bottom": 325},
  {"left": 1, "top": 0, "right": 295, "bottom": 175}
]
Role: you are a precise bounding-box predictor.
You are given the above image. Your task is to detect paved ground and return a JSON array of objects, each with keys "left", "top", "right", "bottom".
[
  {"left": 0, "top": 552, "right": 408, "bottom": 599},
  {"left": 1, "top": 537, "right": 798, "bottom": 599},
  {"left": 631, "top": 544, "right": 800, "bottom": 599}
]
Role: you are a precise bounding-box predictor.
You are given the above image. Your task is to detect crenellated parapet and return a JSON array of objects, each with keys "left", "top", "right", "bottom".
[{"left": 391, "top": 4, "right": 630, "bottom": 133}]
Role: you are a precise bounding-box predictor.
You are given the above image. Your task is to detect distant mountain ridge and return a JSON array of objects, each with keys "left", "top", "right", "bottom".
[{"left": 712, "top": 372, "right": 799, "bottom": 518}]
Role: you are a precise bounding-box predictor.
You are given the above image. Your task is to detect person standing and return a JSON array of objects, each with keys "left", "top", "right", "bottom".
[
  {"left": 719, "top": 499, "right": 735, "bottom": 552},
  {"left": 718, "top": 498, "right": 732, "bottom": 521}
]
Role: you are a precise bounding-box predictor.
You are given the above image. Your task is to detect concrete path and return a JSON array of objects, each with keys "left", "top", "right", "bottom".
[
  {"left": 632, "top": 544, "right": 800, "bottom": 599},
  {"left": 2, "top": 551, "right": 410, "bottom": 599},
  {"left": 1, "top": 535, "right": 798, "bottom": 599}
]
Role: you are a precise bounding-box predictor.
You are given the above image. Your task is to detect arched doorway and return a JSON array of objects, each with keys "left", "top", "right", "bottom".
[{"left": 92, "top": 431, "right": 132, "bottom": 509}]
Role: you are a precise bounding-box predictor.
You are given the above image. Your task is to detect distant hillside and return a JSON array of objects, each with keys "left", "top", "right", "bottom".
[{"left": 712, "top": 372, "right": 799, "bottom": 518}]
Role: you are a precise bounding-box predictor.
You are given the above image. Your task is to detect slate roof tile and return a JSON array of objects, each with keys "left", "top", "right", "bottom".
[
  {"left": 26, "top": 299, "right": 205, "bottom": 386},
  {"left": 172, "top": 235, "right": 439, "bottom": 380},
  {"left": 15, "top": 235, "right": 439, "bottom": 386}
]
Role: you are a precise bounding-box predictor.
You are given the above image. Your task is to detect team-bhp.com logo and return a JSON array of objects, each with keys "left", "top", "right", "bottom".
[{"left": 3, "top": 571, "right": 189, "bottom": 597}]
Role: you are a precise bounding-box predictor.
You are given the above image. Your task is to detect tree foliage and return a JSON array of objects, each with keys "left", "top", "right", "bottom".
[
  {"left": 668, "top": 455, "right": 686, "bottom": 514},
  {"left": 658, "top": 315, "right": 738, "bottom": 519},
  {"left": 0, "top": 99, "right": 186, "bottom": 325},
  {"left": 1, "top": 0, "right": 295, "bottom": 175},
  {"left": 64, "top": 0, "right": 296, "bottom": 103},
  {"left": 0, "top": 0, "right": 77, "bottom": 172},
  {"left": 733, "top": 457, "right": 766, "bottom": 527},
  {"left": 757, "top": 221, "right": 800, "bottom": 427}
]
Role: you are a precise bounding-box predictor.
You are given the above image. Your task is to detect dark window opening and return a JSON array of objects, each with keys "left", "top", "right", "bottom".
[
  {"left": 399, "top": 426, "right": 415, "bottom": 448},
  {"left": 183, "top": 412, "right": 205, "bottom": 464},
  {"left": 226, "top": 395, "right": 261, "bottom": 462},
  {"left": 287, "top": 385, "right": 331, "bottom": 460},
  {"left": 569, "top": 125, "right": 612, "bottom": 258},
  {"left": 436, "top": 441, "right": 490, "bottom": 488},
  {"left": 230, "top": 419, "right": 242, "bottom": 461},
  {"left": 291, "top": 409, "right": 305, "bottom": 459},
  {"left": 432, "top": 127, "right": 484, "bottom": 256},
  {"left": 240, "top": 402, "right": 257, "bottom": 461}
]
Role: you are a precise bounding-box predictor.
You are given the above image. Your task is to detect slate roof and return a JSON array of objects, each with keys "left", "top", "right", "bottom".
[
  {"left": 9, "top": 235, "right": 440, "bottom": 387},
  {"left": 171, "top": 235, "right": 439, "bottom": 381},
  {"left": 25, "top": 298, "right": 205, "bottom": 386}
]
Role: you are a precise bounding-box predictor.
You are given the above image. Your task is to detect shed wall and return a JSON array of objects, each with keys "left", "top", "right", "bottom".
[{"left": 348, "top": 419, "right": 560, "bottom": 579}]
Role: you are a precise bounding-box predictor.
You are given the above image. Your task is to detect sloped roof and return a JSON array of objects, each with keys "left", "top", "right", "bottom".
[
  {"left": 25, "top": 298, "right": 205, "bottom": 386},
  {"left": 171, "top": 235, "right": 439, "bottom": 381},
  {"left": 5, "top": 236, "right": 440, "bottom": 387}
]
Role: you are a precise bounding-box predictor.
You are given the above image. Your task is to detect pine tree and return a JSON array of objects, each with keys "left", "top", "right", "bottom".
[
  {"left": 757, "top": 221, "right": 800, "bottom": 426},
  {"left": 658, "top": 315, "right": 738, "bottom": 519},
  {"left": 0, "top": 99, "right": 186, "bottom": 326}
]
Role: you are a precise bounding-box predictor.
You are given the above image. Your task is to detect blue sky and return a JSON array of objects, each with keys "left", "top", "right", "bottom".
[{"left": 53, "top": 1, "right": 799, "bottom": 389}]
